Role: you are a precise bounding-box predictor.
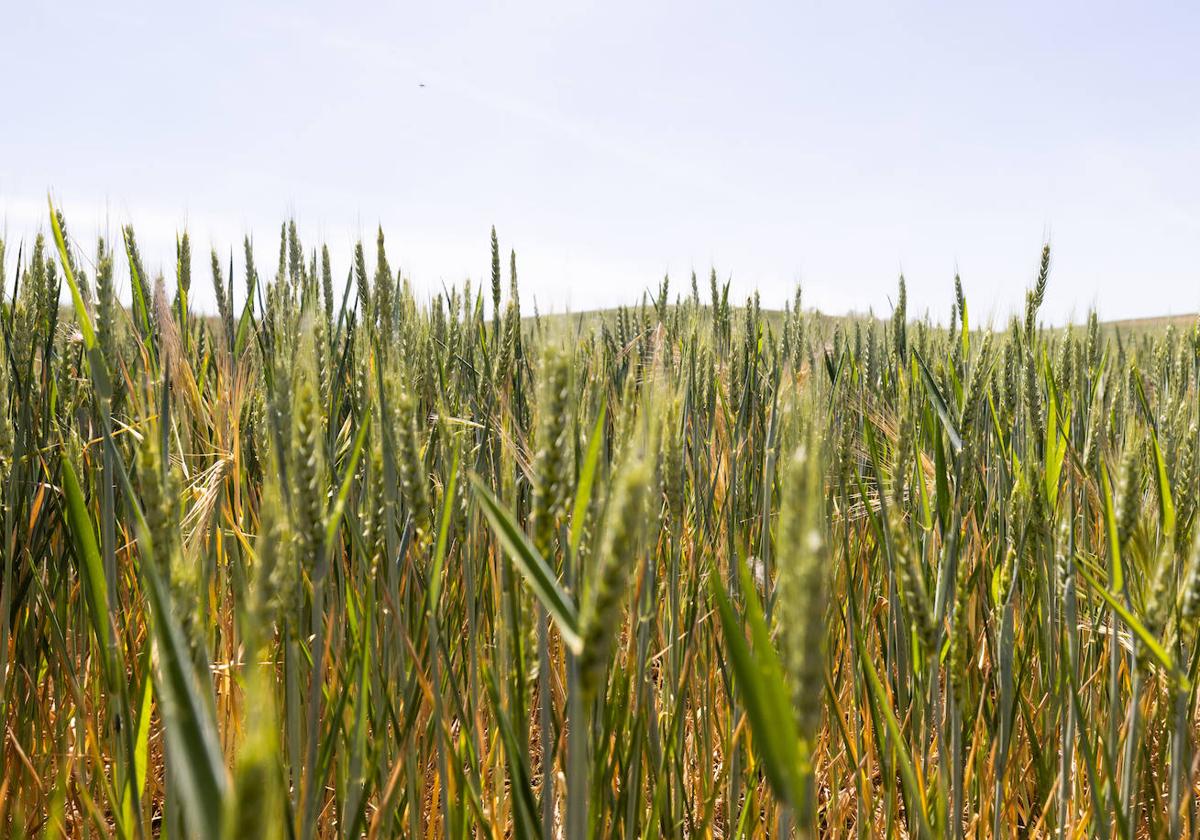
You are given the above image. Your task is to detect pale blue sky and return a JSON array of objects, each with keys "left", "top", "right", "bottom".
[{"left": 3, "top": 1, "right": 1199, "bottom": 323}]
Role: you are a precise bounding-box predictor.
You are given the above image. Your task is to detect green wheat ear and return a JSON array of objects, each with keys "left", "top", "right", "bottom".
[
  {"left": 775, "top": 439, "right": 829, "bottom": 752},
  {"left": 578, "top": 455, "right": 651, "bottom": 702},
  {"left": 949, "top": 552, "right": 973, "bottom": 712},
  {"left": 138, "top": 435, "right": 186, "bottom": 594},
  {"left": 353, "top": 240, "right": 371, "bottom": 322},
  {"left": 251, "top": 473, "right": 291, "bottom": 644},
  {"left": 393, "top": 385, "right": 434, "bottom": 547},
  {"left": 1116, "top": 442, "right": 1142, "bottom": 551},
  {"left": 289, "top": 337, "right": 326, "bottom": 568},
  {"left": 531, "top": 345, "right": 573, "bottom": 558},
  {"left": 224, "top": 663, "right": 284, "bottom": 840},
  {"left": 894, "top": 513, "right": 937, "bottom": 653},
  {"left": 374, "top": 226, "right": 394, "bottom": 353},
  {"left": 891, "top": 274, "right": 907, "bottom": 362}
]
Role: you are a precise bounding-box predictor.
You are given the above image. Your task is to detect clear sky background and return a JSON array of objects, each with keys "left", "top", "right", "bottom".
[{"left": 3, "top": 1, "right": 1199, "bottom": 324}]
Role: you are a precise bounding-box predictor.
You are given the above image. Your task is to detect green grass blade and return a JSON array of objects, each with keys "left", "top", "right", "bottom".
[
  {"left": 569, "top": 401, "right": 606, "bottom": 557},
  {"left": 47, "top": 197, "right": 95, "bottom": 349},
  {"left": 913, "top": 348, "right": 962, "bottom": 455},
  {"left": 856, "top": 628, "right": 932, "bottom": 839},
  {"left": 708, "top": 564, "right": 804, "bottom": 812},
  {"left": 1077, "top": 564, "right": 1184, "bottom": 687},
  {"left": 141, "top": 558, "right": 229, "bottom": 837},
  {"left": 60, "top": 455, "right": 111, "bottom": 664},
  {"left": 471, "top": 473, "right": 582, "bottom": 652}
]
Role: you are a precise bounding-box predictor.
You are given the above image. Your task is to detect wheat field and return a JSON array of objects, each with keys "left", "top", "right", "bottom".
[{"left": 2, "top": 203, "right": 1199, "bottom": 838}]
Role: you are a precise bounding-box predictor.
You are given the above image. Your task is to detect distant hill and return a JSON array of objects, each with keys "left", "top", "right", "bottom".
[
  {"left": 533, "top": 306, "right": 1197, "bottom": 334},
  {"left": 1101, "top": 313, "right": 1197, "bottom": 331}
]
